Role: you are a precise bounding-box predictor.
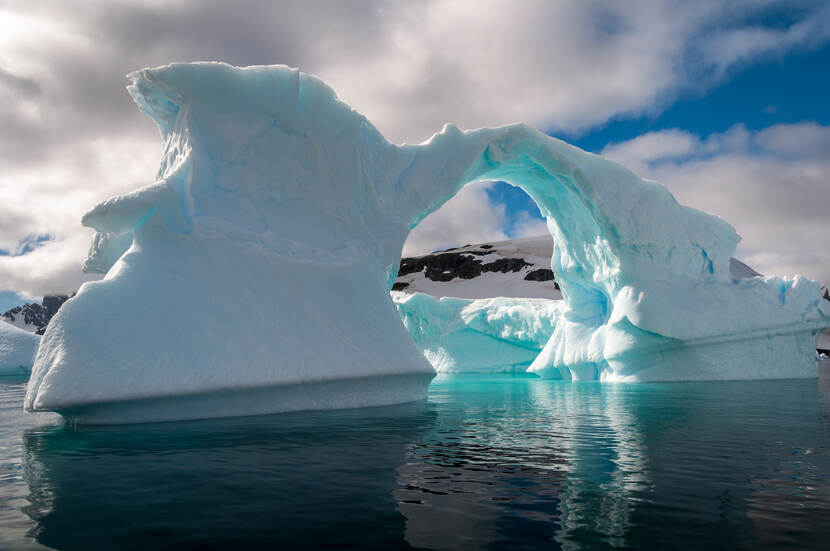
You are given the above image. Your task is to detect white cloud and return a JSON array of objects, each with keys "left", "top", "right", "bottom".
[
  {"left": 510, "top": 210, "right": 548, "bottom": 240},
  {"left": 0, "top": 232, "right": 98, "bottom": 299},
  {"left": 600, "top": 130, "right": 703, "bottom": 175},
  {"left": 0, "top": 0, "right": 828, "bottom": 296},
  {"left": 602, "top": 122, "right": 830, "bottom": 284},
  {"left": 0, "top": 134, "right": 160, "bottom": 296},
  {"left": 402, "top": 182, "right": 509, "bottom": 256},
  {"left": 696, "top": 2, "right": 830, "bottom": 81},
  {"left": 755, "top": 122, "right": 830, "bottom": 157}
]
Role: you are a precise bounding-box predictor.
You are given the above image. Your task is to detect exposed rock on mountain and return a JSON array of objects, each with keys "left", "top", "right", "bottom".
[
  {"left": 2, "top": 295, "right": 71, "bottom": 335},
  {"left": 397, "top": 249, "right": 530, "bottom": 282},
  {"left": 395, "top": 236, "right": 561, "bottom": 299}
]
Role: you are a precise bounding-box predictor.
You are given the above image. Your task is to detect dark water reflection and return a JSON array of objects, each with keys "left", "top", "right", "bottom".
[
  {"left": 5, "top": 372, "right": 830, "bottom": 550},
  {"left": 20, "top": 402, "right": 431, "bottom": 550}
]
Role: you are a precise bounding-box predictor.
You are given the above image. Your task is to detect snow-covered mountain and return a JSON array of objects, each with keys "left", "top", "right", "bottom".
[
  {"left": 1, "top": 295, "right": 70, "bottom": 334},
  {"left": 394, "top": 235, "right": 761, "bottom": 299}
]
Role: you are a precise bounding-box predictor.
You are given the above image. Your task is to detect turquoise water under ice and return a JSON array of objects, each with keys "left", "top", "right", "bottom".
[{"left": 2, "top": 372, "right": 830, "bottom": 550}]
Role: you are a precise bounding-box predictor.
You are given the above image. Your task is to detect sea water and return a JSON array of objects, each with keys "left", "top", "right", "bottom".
[{"left": 2, "top": 370, "right": 830, "bottom": 550}]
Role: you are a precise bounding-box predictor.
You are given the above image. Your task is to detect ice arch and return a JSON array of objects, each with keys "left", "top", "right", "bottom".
[{"left": 26, "top": 63, "right": 829, "bottom": 423}]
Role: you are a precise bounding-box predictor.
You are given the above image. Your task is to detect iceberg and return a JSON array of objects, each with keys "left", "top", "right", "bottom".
[
  {"left": 25, "top": 62, "right": 829, "bottom": 424},
  {"left": 0, "top": 321, "right": 40, "bottom": 378}
]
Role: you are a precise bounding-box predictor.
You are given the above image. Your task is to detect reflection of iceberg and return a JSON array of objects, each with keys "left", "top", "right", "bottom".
[
  {"left": 22, "top": 404, "right": 430, "bottom": 549},
  {"left": 25, "top": 62, "right": 829, "bottom": 423},
  {"left": 395, "top": 376, "right": 649, "bottom": 549},
  {"left": 0, "top": 322, "right": 39, "bottom": 378},
  {"left": 394, "top": 377, "right": 830, "bottom": 550},
  {"left": 535, "top": 384, "right": 649, "bottom": 550}
]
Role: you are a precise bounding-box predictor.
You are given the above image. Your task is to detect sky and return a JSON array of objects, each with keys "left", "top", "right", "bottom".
[{"left": 0, "top": 0, "right": 829, "bottom": 312}]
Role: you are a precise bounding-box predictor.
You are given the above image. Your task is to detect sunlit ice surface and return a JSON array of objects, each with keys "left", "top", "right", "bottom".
[{"left": 4, "top": 367, "right": 830, "bottom": 550}]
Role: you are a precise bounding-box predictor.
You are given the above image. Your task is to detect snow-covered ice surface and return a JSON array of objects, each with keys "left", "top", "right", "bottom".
[
  {"left": 0, "top": 321, "right": 39, "bottom": 378},
  {"left": 393, "top": 291, "right": 561, "bottom": 373},
  {"left": 25, "top": 62, "right": 830, "bottom": 424}
]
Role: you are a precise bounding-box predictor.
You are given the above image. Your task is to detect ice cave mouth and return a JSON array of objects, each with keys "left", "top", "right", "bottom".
[{"left": 22, "top": 62, "right": 828, "bottom": 424}]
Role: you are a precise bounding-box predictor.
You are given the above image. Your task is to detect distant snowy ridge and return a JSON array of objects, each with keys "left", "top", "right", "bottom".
[{"left": 2, "top": 295, "right": 71, "bottom": 334}]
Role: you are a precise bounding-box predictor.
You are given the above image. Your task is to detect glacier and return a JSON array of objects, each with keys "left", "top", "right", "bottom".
[
  {"left": 25, "top": 62, "right": 830, "bottom": 423},
  {"left": 0, "top": 321, "right": 40, "bottom": 378}
]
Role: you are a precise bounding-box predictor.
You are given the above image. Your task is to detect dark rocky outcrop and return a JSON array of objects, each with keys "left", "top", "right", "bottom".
[
  {"left": 2, "top": 295, "right": 71, "bottom": 335},
  {"left": 524, "top": 268, "right": 554, "bottom": 281},
  {"left": 398, "top": 251, "right": 532, "bottom": 283},
  {"left": 524, "top": 268, "right": 560, "bottom": 289}
]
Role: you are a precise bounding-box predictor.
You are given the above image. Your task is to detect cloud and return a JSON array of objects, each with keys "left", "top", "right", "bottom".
[
  {"left": 402, "top": 182, "right": 509, "bottom": 256},
  {"left": 510, "top": 211, "right": 549, "bottom": 240},
  {"left": 0, "top": 232, "right": 98, "bottom": 299},
  {"left": 0, "top": 0, "right": 828, "bottom": 296},
  {"left": 695, "top": 2, "right": 830, "bottom": 81},
  {"left": 602, "top": 122, "right": 830, "bottom": 284},
  {"left": 599, "top": 129, "right": 702, "bottom": 174}
]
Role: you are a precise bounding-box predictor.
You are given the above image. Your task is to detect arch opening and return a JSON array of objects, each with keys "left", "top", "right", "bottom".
[
  {"left": 386, "top": 122, "right": 823, "bottom": 382},
  {"left": 388, "top": 137, "right": 623, "bottom": 378}
]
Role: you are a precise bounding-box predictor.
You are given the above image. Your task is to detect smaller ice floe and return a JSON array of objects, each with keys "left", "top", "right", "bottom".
[
  {"left": 0, "top": 320, "right": 40, "bottom": 378},
  {"left": 392, "top": 291, "right": 561, "bottom": 373}
]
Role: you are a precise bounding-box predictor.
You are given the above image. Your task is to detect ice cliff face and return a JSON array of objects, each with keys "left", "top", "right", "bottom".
[{"left": 24, "top": 63, "right": 830, "bottom": 423}]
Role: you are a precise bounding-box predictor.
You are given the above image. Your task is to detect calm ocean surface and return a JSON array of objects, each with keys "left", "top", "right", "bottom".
[{"left": 2, "top": 371, "right": 830, "bottom": 550}]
